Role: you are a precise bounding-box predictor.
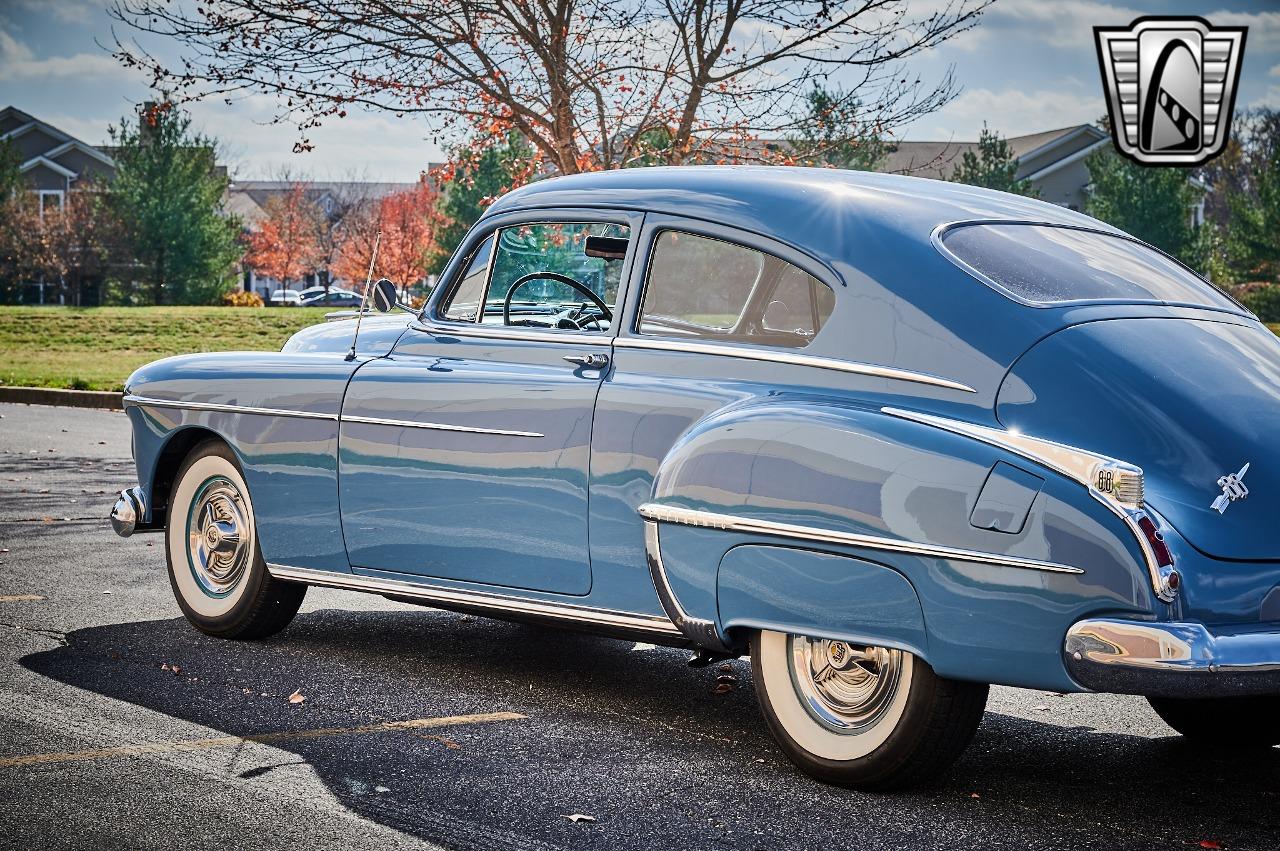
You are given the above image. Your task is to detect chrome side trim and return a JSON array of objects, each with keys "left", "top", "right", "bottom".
[
  {"left": 881, "top": 407, "right": 1175, "bottom": 602},
  {"left": 410, "top": 320, "right": 607, "bottom": 347},
  {"left": 266, "top": 564, "right": 683, "bottom": 637},
  {"left": 644, "top": 521, "right": 734, "bottom": 652},
  {"left": 638, "top": 503, "right": 1083, "bottom": 574},
  {"left": 1064, "top": 617, "right": 1280, "bottom": 698},
  {"left": 341, "top": 414, "right": 543, "bottom": 438},
  {"left": 123, "top": 395, "right": 338, "bottom": 421},
  {"left": 614, "top": 338, "right": 977, "bottom": 393}
]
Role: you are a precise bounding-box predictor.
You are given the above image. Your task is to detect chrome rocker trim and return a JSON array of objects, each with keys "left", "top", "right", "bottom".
[
  {"left": 643, "top": 521, "right": 736, "bottom": 654},
  {"left": 266, "top": 564, "right": 685, "bottom": 641},
  {"left": 614, "top": 337, "right": 977, "bottom": 394},
  {"left": 1065, "top": 618, "right": 1280, "bottom": 698},
  {"left": 638, "top": 503, "right": 1083, "bottom": 574},
  {"left": 123, "top": 395, "right": 338, "bottom": 421}
]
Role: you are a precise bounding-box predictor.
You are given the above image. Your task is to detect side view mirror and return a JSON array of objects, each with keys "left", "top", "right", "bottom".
[{"left": 371, "top": 278, "right": 398, "bottom": 313}]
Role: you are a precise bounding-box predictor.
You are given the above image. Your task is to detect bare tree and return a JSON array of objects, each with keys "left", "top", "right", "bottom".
[{"left": 110, "top": 0, "right": 991, "bottom": 173}]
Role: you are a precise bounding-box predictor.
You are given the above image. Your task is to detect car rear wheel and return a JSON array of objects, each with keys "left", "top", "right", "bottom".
[
  {"left": 751, "top": 630, "right": 988, "bottom": 790},
  {"left": 166, "top": 440, "right": 305, "bottom": 639},
  {"left": 1148, "top": 695, "right": 1280, "bottom": 746}
]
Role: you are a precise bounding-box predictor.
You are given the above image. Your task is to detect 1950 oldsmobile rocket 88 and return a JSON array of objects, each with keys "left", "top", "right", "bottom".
[{"left": 110, "top": 167, "right": 1280, "bottom": 789}]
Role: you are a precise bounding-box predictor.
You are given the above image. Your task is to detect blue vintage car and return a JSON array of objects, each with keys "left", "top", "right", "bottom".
[{"left": 110, "top": 167, "right": 1280, "bottom": 789}]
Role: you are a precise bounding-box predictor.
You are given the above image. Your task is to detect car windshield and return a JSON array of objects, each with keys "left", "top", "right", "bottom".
[{"left": 940, "top": 223, "right": 1239, "bottom": 311}]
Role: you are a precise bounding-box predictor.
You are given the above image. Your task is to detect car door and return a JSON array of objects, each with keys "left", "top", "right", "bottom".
[{"left": 339, "top": 211, "right": 641, "bottom": 595}]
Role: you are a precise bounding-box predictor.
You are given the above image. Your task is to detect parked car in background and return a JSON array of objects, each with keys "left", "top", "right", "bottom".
[
  {"left": 268, "top": 289, "right": 302, "bottom": 306},
  {"left": 295, "top": 286, "right": 327, "bottom": 302},
  {"left": 301, "top": 289, "right": 363, "bottom": 308},
  {"left": 110, "top": 167, "right": 1280, "bottom": 790}
]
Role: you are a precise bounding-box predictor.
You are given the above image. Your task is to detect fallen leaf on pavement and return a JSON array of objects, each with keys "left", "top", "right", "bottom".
[
  {"left": 562, "top": 814, "right": 596, "bottom": 824},
  {"left": 711, "top": 682, "right": 735, "bottom": 695},
  {"left": 1199, "top": 842, "right": 1222, "bottom": 850},
  {"left": 417, "top": 734, "right": 461, "bottom": 749},
  {"left": 288, "top": 689, "right": 306, "bottom": 704}
]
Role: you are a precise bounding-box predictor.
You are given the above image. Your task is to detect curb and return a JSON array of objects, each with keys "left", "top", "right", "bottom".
[{"left": 0, "top": 386, "right": 123, "bottom": 410}]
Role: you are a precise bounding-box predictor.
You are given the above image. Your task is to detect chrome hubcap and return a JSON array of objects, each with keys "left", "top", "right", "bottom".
[
  {"left": 789, "top": 636, "right": 904, "bottom": 733},
  {"left": 187, "top": 476, "right": 250, "bottom": 597}
]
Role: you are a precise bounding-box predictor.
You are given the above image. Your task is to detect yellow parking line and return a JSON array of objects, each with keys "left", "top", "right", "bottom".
[
  {"left": 0, "top": 711, "right": 526, "bottom": 768},
  {"left": 0, "top": 595, "right": 45, "bottom": 603}
]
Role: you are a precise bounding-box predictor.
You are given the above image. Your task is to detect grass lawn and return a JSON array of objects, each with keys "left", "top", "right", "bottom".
[{"left": 0, "top": 306, "right": 333, "bottom": 392}]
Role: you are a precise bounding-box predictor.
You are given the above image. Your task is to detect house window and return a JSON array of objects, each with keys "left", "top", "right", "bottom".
[{"left": 37, "top": 190, "right": 64, "bottom": 216}]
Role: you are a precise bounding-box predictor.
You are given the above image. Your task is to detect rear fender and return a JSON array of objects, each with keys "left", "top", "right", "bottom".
[{"left": 645, "top": 397, "right": 1159, "bottom": 691}]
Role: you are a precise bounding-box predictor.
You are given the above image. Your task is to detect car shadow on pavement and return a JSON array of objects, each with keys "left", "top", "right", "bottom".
[{"left": 19, "top": 608, "right": 1280, "bottom": 851}]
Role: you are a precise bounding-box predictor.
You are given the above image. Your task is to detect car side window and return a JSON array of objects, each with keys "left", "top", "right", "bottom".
[
  {"left": 440, "top": 234, "right": 495, "bottom": 322},
  {"left": 637, "top": 230, "right": 834, "bottom": 349},
  {"left": 483, "top": 222, "right": 629, "bottom": 332}
]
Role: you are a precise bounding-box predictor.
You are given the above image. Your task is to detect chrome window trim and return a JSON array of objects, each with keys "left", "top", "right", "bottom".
[
  {"left": 409, "top": 319, "right": 609, "bottom": 347},
  {"left": 123, "top": 395, "right": 338, "bottom": 421},
  {"left": 637, "top": 502, "right": 1083, "bottom": 574},
  {"left": 342, "top": 414, "right": 543, "bottom": 438},
  {"left": 881, "top": 406, "right": 1176, "bottom": 602},
  {"left": 614, "top": 338, "right": 977, "bottom": 393},
  {"left": 267, "top": 564, "right": 682, "bottom": 637}
]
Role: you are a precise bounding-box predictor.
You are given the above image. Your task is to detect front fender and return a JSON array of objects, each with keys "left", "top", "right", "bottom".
[
  {"left": 645, "top": 396, "right": 1159, "bottom": 691},
  {"left": 124, "top": 351, "right": 359, "bottom": 573}
]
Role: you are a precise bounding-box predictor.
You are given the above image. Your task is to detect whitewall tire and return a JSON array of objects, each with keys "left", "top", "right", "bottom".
[
  {"left": 752, "top": 630, "right": 988, "bottom": 789},
  {"left": 166, "top": 440, "right": 305, "bottom": 639}
]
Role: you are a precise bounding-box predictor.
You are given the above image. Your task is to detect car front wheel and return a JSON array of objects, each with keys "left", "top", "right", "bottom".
[
  {"left": 1148, "top": 695, "right": 1280, "bottom": 746},
  {"left": 166, "top": 440, "right": 305, "bottom": 639},
  {"left": 751, "top": 630, "right": 988, "bottom": 790}
]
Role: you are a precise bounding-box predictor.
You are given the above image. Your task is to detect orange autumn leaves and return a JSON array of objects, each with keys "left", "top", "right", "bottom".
[{"left": 246, "top": 179, "right": 442, "bottom": 291}]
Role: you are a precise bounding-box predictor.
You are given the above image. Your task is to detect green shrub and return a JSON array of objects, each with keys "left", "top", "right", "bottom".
[{"left": 1236, "top": 284, "right": 1280, "bottom": 322}]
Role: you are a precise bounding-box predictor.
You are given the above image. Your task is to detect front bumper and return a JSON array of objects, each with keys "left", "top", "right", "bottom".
[
  {"left": 109, "top": 487, "right": 161, "bottom": 537},
  {"left": 1065, "top": 618, "right": 1280, "bottom": 698}
]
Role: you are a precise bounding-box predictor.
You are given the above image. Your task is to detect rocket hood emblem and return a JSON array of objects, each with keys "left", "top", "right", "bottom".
[{"left": 1210, "top": 463, "right": 1250, "bottom": 515}]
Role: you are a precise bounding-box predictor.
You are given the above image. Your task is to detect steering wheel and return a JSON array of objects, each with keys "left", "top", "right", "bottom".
[{"left": 502, "top": 272, "right": 612, "bottom": 330}]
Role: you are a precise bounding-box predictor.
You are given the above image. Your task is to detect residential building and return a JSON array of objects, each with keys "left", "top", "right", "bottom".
[{"left": 0, "top": 105, "right": 115, "bottom": 214}]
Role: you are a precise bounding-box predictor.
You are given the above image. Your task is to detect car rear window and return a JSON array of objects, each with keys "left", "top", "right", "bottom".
[{"left": 939, "top": 223, "right": 1238, "bottom": 310}]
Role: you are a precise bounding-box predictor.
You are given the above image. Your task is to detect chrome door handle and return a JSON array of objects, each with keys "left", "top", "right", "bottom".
[{"left": 564, "top": 353, "right": 610, "bottom": 369}]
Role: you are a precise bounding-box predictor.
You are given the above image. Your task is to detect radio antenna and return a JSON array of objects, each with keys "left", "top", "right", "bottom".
[{"left": 345, "top": 229, "right": 382, "bottom": 362}]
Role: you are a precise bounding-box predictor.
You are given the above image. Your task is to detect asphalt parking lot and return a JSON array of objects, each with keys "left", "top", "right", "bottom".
[{"left": 0, "top": 401, "right": 1276, "bottom": 851}]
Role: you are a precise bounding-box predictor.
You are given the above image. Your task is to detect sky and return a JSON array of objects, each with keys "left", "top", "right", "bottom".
[{"left": 1, "top": 0, "right": 1277, "bottom": 181}]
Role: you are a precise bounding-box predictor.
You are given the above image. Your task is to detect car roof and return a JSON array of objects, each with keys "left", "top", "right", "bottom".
[{"left": 485, "top": 166, "right": 1112, "bottom": 247}]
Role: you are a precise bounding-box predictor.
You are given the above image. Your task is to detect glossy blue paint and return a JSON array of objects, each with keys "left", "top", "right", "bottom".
[
  {"left": 716, "top": 545, "right": 929, "bottom": 659},
  {"left": 124, "top": 350, "right": 371, "bottom": 574},
  {"left": 338, "top": 332, "right": 607, "bottom": 595},
  {"left": 113, "top": 167, "right": 1280, "bottom": 698}
]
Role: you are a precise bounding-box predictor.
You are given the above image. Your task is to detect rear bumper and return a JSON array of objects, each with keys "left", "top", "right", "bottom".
[{"left": 1065, "top": 618, "right": 1280, "bottom": 698}]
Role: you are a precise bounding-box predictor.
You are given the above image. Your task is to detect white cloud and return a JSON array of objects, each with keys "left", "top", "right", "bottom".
[
  {"left": 1270, "top": 64, "right": 1280, "bottom": 78},
  {"left": 0, "top": 27, "right": 134, "bottom": 81},
  {"left": 953, "top": 3, "right": 1280, "bottom": 54},
  {"left": 951, "top": 0, "right": 1142, "bottom": 51},
  {"left": 1251, "top": 86, "right": 1280, "bottom": 110},
  {"left": 913, "top": 87, "right": 1104, "bottom": 139}
]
